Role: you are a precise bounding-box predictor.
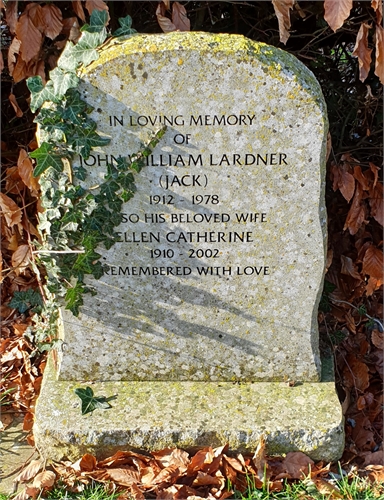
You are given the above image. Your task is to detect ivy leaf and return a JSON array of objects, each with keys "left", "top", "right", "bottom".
[
  {"left": 70, "top": 121, "right": 110, "bottom": 157},
  {"left": 81, "top": 9, "right": 109, "bottom": 33},
  {"left": 65, "top": 281, "right": 84, "bottom": 316},
  {"left": 50, "top": 67, "right": 79, "bottom": 97},
  {"left": 30, "top": 143, "right": 64, "bottom": 176},
  {"left": 27, "top": 77, "right": 59, "bottom": 112},
  {"left": 74, "top": 387, "right": 112, "bottom": 415},
  {"left": 9, "top": 289, "right": 43, "bottom": 313},
  {"left": 114, "top": 15, "right": 137, "bottom": 37},
  {"left": 73, "top": 249, "right": 102, "bottom": 274}
]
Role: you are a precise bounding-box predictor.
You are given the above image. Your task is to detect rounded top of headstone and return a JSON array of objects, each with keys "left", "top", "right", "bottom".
[{"left": 83, "top": 32, "right": 325, "bottom": 113}]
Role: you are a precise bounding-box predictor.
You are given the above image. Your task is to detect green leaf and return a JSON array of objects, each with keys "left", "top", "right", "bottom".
[
  {"left": 28, "top": 78, "right": 59, "bottom": 112},
  {"left": 82, "top": 9, "right": 109, "bottom": 33},
  {"left": 30, "top": 143, "right": 64, "bottom": 176},
  {"left": 114, "top": 15, "right": 137, "bottom": 37},
  {"left": 50, "top": 67, "right": 79, "bottom": 96},
  {"left": 9, "top": 289, "right": 43, "bottom": 313},
  {"left": 70, "top": 121, "right": 110, "bottom": 157},
  {"left": 74, "top": 387, "right": 112, "bottom": 415}
]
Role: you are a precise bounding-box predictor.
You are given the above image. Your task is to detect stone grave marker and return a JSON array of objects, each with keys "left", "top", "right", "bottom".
[{"left": 35, "top": 32, "right": 344, "bottom": 461}]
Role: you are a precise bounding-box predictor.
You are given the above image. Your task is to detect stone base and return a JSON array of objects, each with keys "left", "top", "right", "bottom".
[{"left": 34, "top": 356, "right": 344, "bottom": 462}]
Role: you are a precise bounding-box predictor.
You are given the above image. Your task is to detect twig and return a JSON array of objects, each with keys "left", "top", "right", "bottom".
[
  {"left": 33, "top": 250, "right": 85, "bottom": 254},
  {"left": 330, "top": 298, "right": 384, "bottom": 331}
]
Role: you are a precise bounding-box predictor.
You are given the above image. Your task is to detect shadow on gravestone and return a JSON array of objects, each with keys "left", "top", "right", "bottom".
[{"left": 34, "top": 32, "right": 344, "bottom": 462}]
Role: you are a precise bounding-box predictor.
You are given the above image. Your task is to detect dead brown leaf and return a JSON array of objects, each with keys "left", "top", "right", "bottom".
[
  {"left": 344, "top": 183, "right": 367, "bottom": 235},
  {"left": 156, "top": 2, "right": 177, "bottom": 33},
  {"left": 368, "top": 181, "right": 383, "bottom": 226},
  {"left": 32, "top": 470, "right": 56, "bottom": 489},
  {"left": 15, "top": 9, "right": 43, "bottom": 63},
  {"left": 271, "top": 0, "right": 293, "bottom": 44},
  {"left": 282, "top": 451, "right": 314, "bottom": 479},
  {"left": 352, "top": 23, "right": 372, "bottom": 83},
  {"left": 313, "top": 478, "right": 343, "bottom": 497},
  {"left": 343, "top": 354, "right": 370, "bottom": 391},
  {"left": 9, "top": 93, "right": 23, "bottom": 117},
  {"left": 12, "top": 489, "right": 30, "bottom": 500},
  {"left": 23, "top": 411, "right": 34, "bottom": 431},
  {"left": 8, "top": 36, "right": 21, "bottom": 76},
  {"left": 84, "top": 0, "right": 109, "bottom": 18},
  {"left": 152, "top": 447, "right": 189, "bottom": 473},
  {"left": 12, "top": 245, "right": 32, "bottom": 275},
  {"left": 371, "top": 0, "right": 383, "bottom": 24},
  {"left": 324, "top": 0, "right": 353, "bottom": 32},
  {"left": 172, "top": 2, "right": 190, "bottom": 31},
  {"left": 374, "top": 25, "right": 384, "bottom": 84},
  {"left": 340, "top": 255, "right": 361, "bottom": 280},
  {"left": 0, "top": 192, "right": 22, "bottom": 228},
  {"left": 187, "top": 447, "right": 214, "bottom": 475},
  {"left": 18, "top": 149, "right": 39, "bottom": 193},
  {"left": 0, "top": 413, "right": 14, "bottom": 430},
  {"left": 79, "top": 453, "right": 97, "bottom": 472},
  {"left": 5, "top": 0, "right": 18, "bottom": 35},
  {"left": 72, "top": 0, "right": 86, "bottom": 21},
  {"left": 41, "top": 4, "right": 63, "bottom": 40},
  {"left": 252, "top": 435, "right": 267, "bottom": 480},
  {"left": 371, "top": 329, "right": 383, "bottom": 349},
  {"left": 362, "top": 245, "right": 383, "bottom": 280},
  {"left": 14, "top": 459, "right": 43, "bottom": 483},
  {"left": 61, "top": 17, "right": 81, "bottom": 43},
  {"left": 106, "top": 468, "right": 140, "bottom": 486}
]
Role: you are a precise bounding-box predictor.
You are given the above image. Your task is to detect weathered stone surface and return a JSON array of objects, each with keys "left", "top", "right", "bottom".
[
  {"left": 58, "top": 32, "right": 328, "bottom": 382},
  {"left": 35, "top": 355, "right": 344, "bottom": 462}
]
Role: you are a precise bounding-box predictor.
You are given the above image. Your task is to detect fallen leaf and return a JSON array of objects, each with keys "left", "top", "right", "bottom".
[
  {"left": 371, "top": 0, "right": 383, "bottom": 24},
  {"left": 313, "top": 478, "right": 343, "bottom": 497},
  {"left": 15, "top": 9, "right": 43, "bottom": 63},
  {"left": 12, "top": 489, "right": 30, "bottom": 500},
  {"left": 343, "top": 354, "right": 370, "bottom": 391},
  {"left": 0, "top": 413, "right": 14, "bottom": 430},
  {"left": 353, "top": 165, "right": 370, "bottom": 190},
  {"left": 12, "top": 245, "right": 32, "bottom": 275},
  {"left": 79, "top": 453, "right": 97, "bottom": 471},
  {"left": 5, "top": 0, "right": 18, "bottom": 34},
  {"left": 106, "top": 468, "right": 140, "bottom": 486},
  {"left": 252, "top": 435, "right": 267, "bottom": 480},
  {"left": 192, "top": 471, "right": 223, "bottom": 487},
  {"left": 371, "top": 329, "right": 383, "bottom": 349},
  {"left": 362, "top": 245, "right": 383, "bottom": 280},
  {"left": 344, "top": 183, "right": 366, "bottom": 235},
  {"left": 272, "top": 0, "right": 294, "bottom": 44},
  {"left": 84, "top": 0, "right": 109, "bottom": 17},
  {"left": 152, "top": 447, "right": 189, "bottom": 472},
  {"left": 72, "top": 0, "right": 85, "bottom": 21},
  {"left": 18, "top": 149, "right": 39, "bottom": 192},
  {"left": 340, "top": 255, "right": 361, "bottom": 280},
  {"left": 32, "top": 470, "right": 56, "bottom": 489},
  {"left": 283, "top": 452, "right": 314, "bottom": 479},
  {"left": 172, "top": 2, "right": 190, "bottom": 31},
  {"left": 8, "top": 36, "right": 21, "bottom": 76},
  {"left": 156, "top": 2, "right": 177, "bottom": 33},
  {"left": 186, "top": 447, "right": 214, "bottom": 475},
  {"left": 375, "top": 25, "right": 384, "bottom": 84},
  {"left": 324, "top": 0, "right": 353, "bottom": 32},
  {"left": 0, "top": 192, "right": 22, "bottom": 228},
  {"left": 366, "top": 463, "right": 384, "bottom": 478},
  {"left": 369, "top": 181, "right": 383, "bottom": 226},
  {"left": 330, "top": 162, "right": 355, "bottom": 202},
  {"left": 41, "top": 4, "right": 63, "bottom": 40},
  {"left": 352, "top": 23, "right": 372, "bottom": 82},
  {"left": 23, "top": 411, "right": 34, "bottom": 431},
  {"left": 61, "top": 17, "right": 81, "bottom": 43},
  {"left": 14, "top": 459, "right": 43, "bottom": 483}
]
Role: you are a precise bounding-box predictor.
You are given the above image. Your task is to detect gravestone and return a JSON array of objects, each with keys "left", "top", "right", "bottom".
[{"left": 35, "top": 32, "right": 344, "bottom": 461}]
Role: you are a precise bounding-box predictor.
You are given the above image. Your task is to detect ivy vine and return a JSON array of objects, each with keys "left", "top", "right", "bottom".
[{"left": 27, "top": 10, "right": 165, "bottom": 321}]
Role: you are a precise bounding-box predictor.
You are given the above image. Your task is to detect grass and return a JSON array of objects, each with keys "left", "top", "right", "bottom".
[
  {"left": 232, "top": 473, "right": 384, "bottom": 499},
  {"left": 1, "top": 476, "right": 383, "bottom": 500}
]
